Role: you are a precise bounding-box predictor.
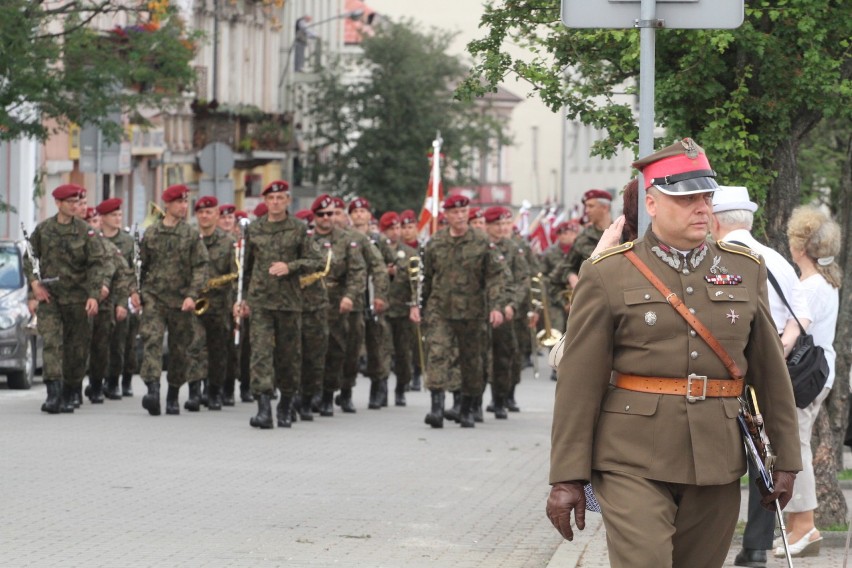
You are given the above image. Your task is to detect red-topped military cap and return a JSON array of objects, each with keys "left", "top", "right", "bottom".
[
  {"left": 400, "top": 210, "right": 417, "bottom": 225},
  {"left": 468, "top": 207, "right": 483, "bottom": 221},
  {"left": 379, "top": 212, "right": 400, "bottom": 231},
  {"left": 483, "top": 206, "right": 512, "bottom": 223},
  {"left": 53, "top": 184, "right": 86, "bottom": 201},
  {"left": 235, "top": 210, "right": 248, "bottom": 221},
  {"left": 253, "top": 203, "right": 268, "bottom": 217},
  {"left": 632, "top": 137, "right": 718, "bottom": 195},
  {"left": 96, "top": 198, "right": 122, "bottom": 215},
  {"left": 295, "top": 209, "right": 315, "bottom": 223},
  {"left": 262, "top": 180, "right": 290, "bottom": 195},
  {"left": 219, "top": 203, "right": 236, "bottom": 215},
  {"left": 311, "top": 193, "right": 335, "bottom": 212},
  {"left": 556, "top": 219, "right": 581, "bottom": 234},
  {"left": 162, "top": 184, "right": 190, "bottom": 203},
  {"left": 582, "top": 189, "right": 612, "bottom": 203},
  {"left": 442, "top": 194, "right": 469, "bottom": 209},
  {"left": 194, "top": 195, "right": 218, "bottom": 212},
  {"left": 84, "top": 207, "right": 98, "bottom": 221},
  {"left": 348, "top": 197, "right": 370, "bottom": 213}
]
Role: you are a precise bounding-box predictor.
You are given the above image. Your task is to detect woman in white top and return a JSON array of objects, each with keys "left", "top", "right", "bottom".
[{"left": 776, "top": 205, "right": 842, "bottom": 558}]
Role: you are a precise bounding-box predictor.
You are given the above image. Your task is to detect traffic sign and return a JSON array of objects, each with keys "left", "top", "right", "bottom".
[{"left": 561, "top": 0, "right": 744, "bottom": 29}]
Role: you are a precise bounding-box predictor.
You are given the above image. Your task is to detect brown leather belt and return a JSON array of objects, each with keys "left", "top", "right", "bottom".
[{"left": 614, "top": 372, "right": 744, "bottom": 403}]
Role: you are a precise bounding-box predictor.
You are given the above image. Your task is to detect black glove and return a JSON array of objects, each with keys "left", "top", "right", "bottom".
[
  {"left": 546, "top": 481, "right": 586, "bottom": 541},
  {"left": 760, "top": 470, "right": 797, "bottom": 511}
]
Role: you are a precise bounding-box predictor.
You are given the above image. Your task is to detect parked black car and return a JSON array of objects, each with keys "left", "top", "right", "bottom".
[{"left": 0, "top": 241, "right": 42, "bottom": 389}]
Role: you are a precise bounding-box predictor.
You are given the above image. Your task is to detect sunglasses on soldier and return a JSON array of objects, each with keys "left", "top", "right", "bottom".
[{"left": 315, "top": 211, "right": 334, "bottom": 218}]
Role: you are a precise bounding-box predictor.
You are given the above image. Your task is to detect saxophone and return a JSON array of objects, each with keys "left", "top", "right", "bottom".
[
  {"left": 299, "top": 249, "right": 333, "bottom": 289},
  {"left": 194, "top": 272, "right": 240, "bottom": 316}
]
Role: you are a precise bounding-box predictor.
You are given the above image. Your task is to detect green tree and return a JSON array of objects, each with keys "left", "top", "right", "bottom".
[
  {"left": 304, "top": 18, "right": 510, "bottom": 213},
  {"left": 459, "top": 0, "right": 851, "bottom": 525},
  {"left": 0, "top": 1, "right": 199, "bottom": 142}
]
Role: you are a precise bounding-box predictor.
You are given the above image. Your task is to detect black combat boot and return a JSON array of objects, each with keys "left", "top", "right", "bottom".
[
  {"left": 166, "top": 385, "right": 180, "bottom": 415},
  {"left": 121, "top": 373, "right": 134, "bottom": 397},
  {"left": 311, "top": 392, "right": 322, "bottom": 413},
  {"left": 222, "top": 377, "right": 236, "bottom": 406},
  {"left": 459, "top": 394, "right": 475, "bottom": 428},
  {"left": 319, "top": 390, "right": 334, "bottom": 417},
  {"left": 87, "top": 378, "right": 104, "bottom": 404},
  {"left": 41, "top": 380, "right": 61, "bottom": 414},
  {"left": 239, "top": 380, "right": 254, "bottom": 403},
  {"left": 411, "top": 371, "right": 422, "bottom": 392},
  {"left": 290, "top": 395, "right": 299, "bottom": 423},
  {"left": 506, "top": 385, "right": 520, "bottom": 412},
  {"left": 60, "top": 383, "right": 76, "bottom": 413},
  {"left": 184, "top": 381, "right": 201, "bottom": 411},
  {"left": 444, "top": 391, "right": 461, "bottom": 423},
  {"left": 72, "top": 385, "right": 82, "bottom": 408},
  {"left": 299, "top": 394, "right": 315, "bottom": 421},
  {"left": 104, "top": 376, "right": 122, "bottom": 400},
  {"left": 250, "top": 393, "right": 273, "bottom": 429},
  {"left": 336, "top": 387, "right": 356, "bottom": 413},
  {"left": 368, "top": 381, "right": 382, "bottom": 409},
  {"left": 493, "top": 395, "right": 508, "bottom": 419},
  {"left": 207, "top": 384, "right": 222, "bottom": 410},
  {"left": 277, "top": 396, "right": 293, "bottom": 428},
  {"left": 379, "top": 378, "right": 389, "bottom": 407},
  {"left": 424, "top": 389, "right": 444, "bottom": 428},
  {"left": 141, "top": 381, "right": 161, "bottom": 416},
  {"left": 200, "top": 379, "right": 209, "bottom": 407},
  {"left": 472, "top": 395, "right": 484, "bottom": 423},
  {"left": 394, "top": 380, "right": 406, "bottom": 407}
]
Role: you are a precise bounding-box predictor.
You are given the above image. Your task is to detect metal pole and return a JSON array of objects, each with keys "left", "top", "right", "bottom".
[
  {"left": 431, "top": 132, "right": 442, "bottom": 234},
  {"left": 636, "top": 0, "right": 657, "bottom": 237}
]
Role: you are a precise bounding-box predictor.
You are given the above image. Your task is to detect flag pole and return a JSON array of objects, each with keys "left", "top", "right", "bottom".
[{"left": 431, "top": 131, "right": 442, "bottom": 234}]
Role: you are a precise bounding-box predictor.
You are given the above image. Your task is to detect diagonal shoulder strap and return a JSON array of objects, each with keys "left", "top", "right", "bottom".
[{"left": 624, "top": 250, "right": 744, "bottom": 380}]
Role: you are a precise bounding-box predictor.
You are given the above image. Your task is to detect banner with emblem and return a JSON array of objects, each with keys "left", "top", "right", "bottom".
[{"left": 417, "top": 132, "right": 444, "bottom": 241}]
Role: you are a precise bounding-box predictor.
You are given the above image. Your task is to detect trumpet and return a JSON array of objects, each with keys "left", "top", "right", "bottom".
[
  {"left": 300, "top": 249, "right": 333, "bottom": 289},
  {"left": 530, "top": 273, "right": 563, "bottom": 348},
  {"left": 194, "top": 272, "right": 239, "bottom": 315},
  {"left": 407, "top": 255, "right": 427, "bottom": 375}
]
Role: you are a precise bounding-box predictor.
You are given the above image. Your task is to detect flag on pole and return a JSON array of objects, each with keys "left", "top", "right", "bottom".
[{"left": 417, "top": 132, "right": 444, "bottom": 240}]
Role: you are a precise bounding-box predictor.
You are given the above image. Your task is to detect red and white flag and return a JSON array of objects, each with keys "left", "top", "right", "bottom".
[{"left": 417, "top": 133, "right": 444, "bottom": 240}]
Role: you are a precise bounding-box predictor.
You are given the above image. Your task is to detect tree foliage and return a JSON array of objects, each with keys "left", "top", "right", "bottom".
[
  {"left": 304, "top": 18, "right": 511, "bottom": 213},
  {"left": 0, "top": 1, "right": 199, "bottom": 142}
]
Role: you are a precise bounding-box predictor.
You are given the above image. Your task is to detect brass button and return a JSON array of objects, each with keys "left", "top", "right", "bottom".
[
  {"left": 690, "top": 351, "right": 699, "bottom": 359},
  {"left": 686, "top": 287, "right": 694, "bottom": 295}
]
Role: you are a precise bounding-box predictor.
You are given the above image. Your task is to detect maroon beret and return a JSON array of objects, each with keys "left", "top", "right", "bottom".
[
  {"left": 95, "top": 198, "right": 122, "bottom": 215},
  {"left": 311, "top": 193, "right": 335, "bottom": 213},
  {"left": 194, "top": 195, "right": 218, "bottom": 212},
  {"left": 348, "top": 197, "right": 370, "bottom": 213},
  {"left": 442, "top": 194, "right": 470, "bottom": 209},
  {"left": 468, "top": 207, "right": 483, "bottom": 221},
  {"left": 253, "top": 203, "right": 268, "bottom": 217},
  {"left": 483, "top": 206, "right": 512, "bottom": 224},
  {"left": 235, "top": 210, "right": 249, "bottom": 221},
  {"left": 84, "top": 207, "right": 98, "bottom": 221},
  {"left": 331, "top": 196, "right": 346, "bottom": 209},
  {"left": 400, "top": 210, "right": 416, "bottom": 225},
  {"left": 262, "top": 180, "right": 290, "bottom": 195},
  {"left": 162, "top": 184, "right": 190, "bottom": 203},
  {"left": 295, "top": 209, "right": 315, "bottom": 223},
  {"left": 379, "top": 212, "right": 400, "bottom": 231},
  {"left": 582, "top": 189, "right": 612, "bottom": 203},
  {"left": 556, "top": 220, "right": 581, "bottom": 234},
  {"left": 52, "top": 184, "right": 86, "bottom": 201},
  {"left": 219, "top": 203, "right": 236, "bottom": 215}
]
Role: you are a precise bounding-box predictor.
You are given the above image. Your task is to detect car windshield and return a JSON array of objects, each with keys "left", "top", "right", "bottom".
[{"left": 0, "top": 247, "right": 23, "bottom": 289}]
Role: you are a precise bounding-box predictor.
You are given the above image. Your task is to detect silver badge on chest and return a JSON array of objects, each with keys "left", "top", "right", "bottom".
[{"left": 644, "top": 311, "right": 657, "bottom": 326}]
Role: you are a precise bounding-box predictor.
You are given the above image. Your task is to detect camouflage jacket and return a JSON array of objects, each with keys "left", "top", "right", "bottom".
[
  {"left": 140, "top": 219, "right": 209, "bottom": 309},
  {"left": 310, "top": 226, "right": 367, "bottom": 311},
  {"left": 24, "top": 216, "right": 107, "bottom": 305},
  {"left": 541, "top": 243, "right": 571, "bottom": 308},
  {"left": 560, "top": 225, "right": 604, "bottom": 280},
  {"left": 100, "top": 236, "right": 133, "bottom": 307},
  {"left": 105, "top": 228, "right": 138, "bottom": 296},
  {"left": 495, "top": 238, "right": 530, "bottom": 314},
  {"left": 200, "top": 227, "right": 237, "bottom": 311},
  {"left": 347, "top": 229, "right": 389, "bottom": 311},
  {"left": 385, "top": 241, "right": 417, "bottom": 319},
  {"left": 422, "top": 228, "right": 504, "bottom": 320},
  {"left": 243, "top": 214, "right": 324, "bottom": 311}
]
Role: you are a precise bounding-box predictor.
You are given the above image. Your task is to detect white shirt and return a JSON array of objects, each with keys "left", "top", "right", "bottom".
[
  {"left": 722, "top": 229, "right": 811, "bottom": 333},
  {"left": 800, "top": 274, "right": 839, "bottom": 389}
]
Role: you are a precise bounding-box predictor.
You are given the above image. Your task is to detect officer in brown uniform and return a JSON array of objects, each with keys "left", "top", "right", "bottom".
[{"left": 546, "top": 139, "right": 801, "bottom": 568}]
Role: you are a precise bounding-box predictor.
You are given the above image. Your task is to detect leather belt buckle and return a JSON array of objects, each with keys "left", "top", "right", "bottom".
[{"left": 686, "top": 373, "right": 707, "bottom": 403}]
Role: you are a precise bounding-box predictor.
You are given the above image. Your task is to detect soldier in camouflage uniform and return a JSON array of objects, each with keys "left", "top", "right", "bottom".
[
  {"left": 378, "top": 212, "right": 417, "bottom": 407},
  {"left": 236, "top": 180, "right": 324, "bottom": 429},
  {"left": 25, "top": 184, "right": 106, "bottom": 414},
  {"left": 558, "top": 189, "right": 613, "bottom": 289},
  {"left": 97, "top": 198, "right": 140, "bottom": 399},
  {"left": 399, "top": 210, "right": 424, "bottom": 392},
  {"left": 412, "top": 194, "right": 505, "bottom": 429},
  {"left": 540, "top": 220, "right": 580, "bottom": 381},
  {"left": 338, "top": 197, "right": 390, "bottom": 412},
  {"left": 308, "top": 195, "right": 366, "bottom": 417},
  {"left": 131, "top": 184, "right": 209, "bottom": 417},
  {"left": 219, "top": 205, "right": 252, "bottom": 406},
  {"left": 192, "top": 196, "right": 236, "bottom": 411},
  {"left": 83, "top": 207, "right": 131, "bottom": 404},
  {"left": 512, "top": 227, "right": 539, "bottom": 372}
]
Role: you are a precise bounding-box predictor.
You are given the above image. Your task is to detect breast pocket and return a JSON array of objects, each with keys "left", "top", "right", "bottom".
[
  {"left": 706, "top": 287, "right": 753, "bottom": 339},
  {"left": 620, "top": 287, "right": 680, "bottom": 342}
]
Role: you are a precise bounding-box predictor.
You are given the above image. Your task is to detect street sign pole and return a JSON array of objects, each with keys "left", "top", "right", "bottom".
[{"left": 636, "top": 0, "right": 658, "bottom": 236}]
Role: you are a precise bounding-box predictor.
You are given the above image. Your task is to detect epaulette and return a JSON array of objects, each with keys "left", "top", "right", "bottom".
[
  {"left": 590, "top": 241, "right": 634, "bottom": 264},
  {"left": 717, "top": 240, "right": 761, "bottom": 264}
]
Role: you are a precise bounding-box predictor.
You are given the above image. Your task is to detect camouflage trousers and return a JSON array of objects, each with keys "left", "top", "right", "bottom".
[
  {"left": 491, "top": 318, "right": 517, "bottom": 398},
  {"left": 424, "top": 316, "right": 486, "bottom": 396},
  {"left": 300, "top": 308, "right": 328, "bottom": 398},
  {"left": 323, "top": 300, "right": 350, "bottom": 393},
  {"left": 110, "top": 310, "right": 140, "bottom": 378},
  {"left": 386, "top": 316, "right": 413, "bottom": 388},
  {"left": 88, "top": 302, "right": 116, "bottom": 383},
  {"left": 411, "top": 323, "right": 423, "bottom": 377},
  {"left": 139, "top": 295, "right": 196, "bottom": 387},
  {"left": 250, "top": 308, "right": 301, "bottom": 397},
  {"left": 342, "top": 311, "right": 365, "bottom": 389},
  {"left": 37, "top": 301, "right": 93, "bottom": 387},
  {"left": 197, "top": 306, "right": 231, "bottom": 388},
  {"left": 365, "top": 316, "right": 390, "bottom": 381},
  {"left": 511, "top": 315, "right": 528, "bottom": 386}
]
